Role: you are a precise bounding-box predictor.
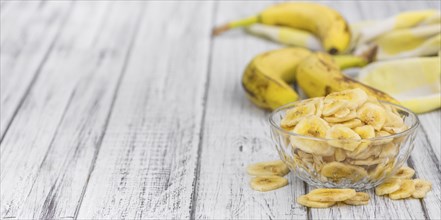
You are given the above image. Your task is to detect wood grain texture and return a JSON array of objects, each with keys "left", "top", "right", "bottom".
[
  {"left": 0, "top": 1, "right": 128, "bottom": 218},
  {"left": 9, "top": 2, "right": 144, "bottom": 219},
  {"left": 0, "top": 1, "right": 72, "bottom": 139},
  {"left": 76, "top": 2, "right": 215, "bottom": 219},
  {"left": 193, "top": 1, "right": 308, "bottom": 219}
]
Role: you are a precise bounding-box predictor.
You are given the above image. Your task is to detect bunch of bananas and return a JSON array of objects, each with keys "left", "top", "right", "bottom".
[{"left": 214, "top": 2, "right": 441, "bottom": 114}]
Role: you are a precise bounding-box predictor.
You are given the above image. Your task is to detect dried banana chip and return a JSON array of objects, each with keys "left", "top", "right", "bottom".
[
  {"left": 349, "top": 157, "right": 383, "bottom": 166},
  {"left": 337, "top": 119, "right": 363, "bottom": 128},
  {"left": 250, "top": 176, "right": 288, "bottom": 192},
  {"left": 375, "top": 178, "right": 402, "bottom": 196},
  {"left": 412, "top": 179, "right": 432, "bottom": 199},
  {"left": 343, "top": 192, "right": 370, "bottom": 205},
  {"left": 326, "top": 125, "right": 361, "bottom": 151},
  {"left": 247, "top": 160, "right": 290, "bottom": 176},
  {"left": 307, "top": 188, "right": 356, "bottom": 202},
  {"left": 291, "top": 116, "right": 335, "bottom": 156},
  {"left": 389, "top": 179, "right": 415, "bottom": 200},
  {"left": 379, "top": 142, "right": 398, "bottom": 158},
  {"left": 369, "top": 160, "right": 395, "bottom": 180},
  {"left": 372, "top": 131, "right": 394, "bottom": 145},
  {"left": 354, "top": 125, "right": 376, "bottom": 139},
  {"left": 357, "top": 103, "right": 386, "bottom": 131},
  {"left": 323, "top": 100, "right": 349, "bottom": 116},
  {"left": 281, "top": 103, "right": 316, "bottom": 129},
  {"left": 334, "top": 148, "right": 346, "bottom": 162},
  {"left": 297, "top": 195, "right": 336, "bottom": 208},
  {"left": 321, "top": 162, "right": 368, "bottom": 182},
  {"left": 324, "top": 110, "right": 357, "bottom": 123},
  {"left": 393, "top": 167, "right": 415, "bottom": 179},
  {"left": 334, "top": 108, "right": 351, "bottom": 118},
  {"left": 324, "top": 88, "right": 368, "bottom": 109}
]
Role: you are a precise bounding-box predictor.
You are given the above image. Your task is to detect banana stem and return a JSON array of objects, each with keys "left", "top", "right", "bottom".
[{"left": 212, "top": 16, "right": 259, "bottom": 36}]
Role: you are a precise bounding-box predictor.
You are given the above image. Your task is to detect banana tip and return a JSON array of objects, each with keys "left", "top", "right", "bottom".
[{"left": 212, "top": 24, "right": 230, "bottom": 36}]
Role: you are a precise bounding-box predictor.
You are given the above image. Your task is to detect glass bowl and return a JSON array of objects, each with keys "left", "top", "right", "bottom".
[{"left": 269, "top": 101, "right": 420, "bottom": 190}]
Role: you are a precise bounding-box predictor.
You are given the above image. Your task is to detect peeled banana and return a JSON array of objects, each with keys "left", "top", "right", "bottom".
[
  {"left": 358, "top": 56, "right": 441, "bottom": 113},
  {"left": 357, "top": 10, "right": 439, "bottom": 44},
  {"left": 213, "top": 2, "right": 351, "bottom": 54},
  {"left": 296, "top": 53, "right": 399, "bottom": 104}
]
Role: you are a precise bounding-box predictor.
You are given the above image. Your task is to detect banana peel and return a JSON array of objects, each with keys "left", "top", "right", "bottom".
[{"left": 358, "top": 57, "right": 441, "bottom": 113}]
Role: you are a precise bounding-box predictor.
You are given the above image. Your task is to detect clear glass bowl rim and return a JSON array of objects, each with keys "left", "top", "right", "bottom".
[{"left": 269, "top": 101, "right": 420, "bottom": 142}]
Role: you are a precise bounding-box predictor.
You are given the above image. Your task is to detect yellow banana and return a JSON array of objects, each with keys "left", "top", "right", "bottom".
[
  {"left": 213, "top": 2, "right": 351, "bottom": 54},
  {"left": 295, "top": 53, "right": 399, "bottom": 104},
  {"left": 242, "top": 48, "right": 374, "bottom": 110},
  {"left": 358, "top": 57, "right": 441, "bottom": 113}
]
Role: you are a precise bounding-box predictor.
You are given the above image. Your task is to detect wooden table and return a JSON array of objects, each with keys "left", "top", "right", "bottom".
[{"left": 1, "top": 1, "right": 440, "bottom": 219}]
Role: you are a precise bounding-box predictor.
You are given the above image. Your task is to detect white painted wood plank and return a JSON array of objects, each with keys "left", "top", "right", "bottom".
[
  {"left": 76, "top": 2, "right": 215, "bottom": 219},
  {"left": 193, "top": 1, "right": 307, "bottom": 219},
  {"left": 0, "top": 1, "right": 72, "bottom": 139},
  {"left": 418, "top": 111, "right": 441, "bottom": 163},
  {"left": 0, "top": 1, "right": 114, "bottom": 218},
  {"left": 7, "top": 2, "right": 144, "bottom": 219}
]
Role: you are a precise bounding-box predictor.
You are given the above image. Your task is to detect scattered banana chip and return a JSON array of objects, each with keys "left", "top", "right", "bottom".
[
  {"left": 297, "top": 195, "right": 336, "bottom": 208},
  {"left": 375, "top": 178, "right": 402, "bottom": 196},
  {"left": 247, "top": 160, "right": 290, "bottom": 176},
  {"left": 307, "top": 188, "right": 356, "bottom": 202},
  {"left": 389, "top": 179, "right": 415, "bottom": 200},
  {"left": 412, "top": 179, "right": 432, "bottom": 199},
  {"left": 250, "top": 176, "right": 288, "bottom": 192},
  {"left": 321, "top": 162, "right": 367, "bottom": 182},
  {"left": 393, "top": 167, "right": 415, "bottom": 179},
  {"left": 343, "top": 192, "right": 370, "bottom": 205}
]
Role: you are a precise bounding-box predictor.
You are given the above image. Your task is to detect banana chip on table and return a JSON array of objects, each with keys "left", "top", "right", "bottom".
[
  {"left": 412, "top": 179, "right": 432, "bottom": 198},
  {"left": 250, "top": 176, "right": 289, "bottom": 192},
  {"left": 393, "top": 167, "right": 415, "bottom": 179},
  {"left": 343, "top": 192, "right": 370, "bottom": 205},
  {"left": 297, "top": 195, "right": 336, "bottom": 208},
  {"left": 389, "top": 179, "right": 415, "bottom": 200},
  {"left": 307, "top": 188, "right": 356, "bottom": 202},
  {"left": 375, "top": 178, "right": 402, "bottom": 196},
  {"left": 247, "top": 160, "right": 290, "bottom": 176}
]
